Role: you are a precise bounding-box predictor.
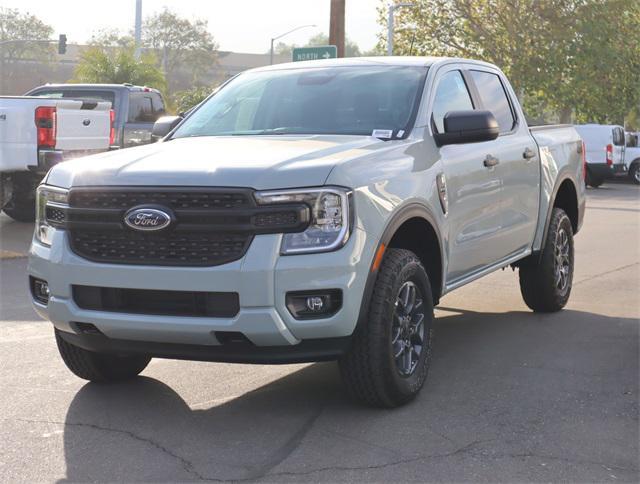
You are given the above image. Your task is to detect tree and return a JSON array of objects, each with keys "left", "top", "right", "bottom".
[
  {"left": 380, "top": 0, "right": 640, "bottom": 124},
  {"left": 72, "top": 44, "right": 166, "bottom": 91},
  {"left": 172, "top": 85, "right": 217, "bottom": 114},
  {"left": 143, "top": 8, "right": 218, "bottom": 92},
  {"left": 274, "top": 33, "right": 362, "bottom": 58},
  {"left": 0, "top": 7, "right": 53, "bottom": 93}
]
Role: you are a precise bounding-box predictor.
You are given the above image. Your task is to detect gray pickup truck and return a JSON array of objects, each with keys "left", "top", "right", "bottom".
[{"left": 28, "top": 57, "right": 585, "bottom": 407}]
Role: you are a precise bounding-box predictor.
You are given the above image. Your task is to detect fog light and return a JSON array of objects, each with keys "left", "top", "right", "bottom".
[
  {"left": 306, "top": 296, "right": 324, "bottom": 312},
  {"left": 286, "top": 290, "right": 342, "bottom": 320},
  {"left": 30, "top": 277, "right": 50, "bottom": 305}
]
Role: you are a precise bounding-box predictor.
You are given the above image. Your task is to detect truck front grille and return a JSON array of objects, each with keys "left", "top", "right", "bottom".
[
  {"left": 58, "top": 187, "right": 309, "bottom": 267},
  {"left": 70, "top": 230, "right": 250, "bottom": 266}
]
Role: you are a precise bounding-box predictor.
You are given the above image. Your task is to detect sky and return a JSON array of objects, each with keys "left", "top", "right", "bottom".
[{"left": 3, "top": 0, "right": 382, "bottom": 53}]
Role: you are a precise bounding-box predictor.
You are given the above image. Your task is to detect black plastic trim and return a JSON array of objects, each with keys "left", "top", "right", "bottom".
[{"left": 58, "top": 329, "right": 352, "bottom": 364}]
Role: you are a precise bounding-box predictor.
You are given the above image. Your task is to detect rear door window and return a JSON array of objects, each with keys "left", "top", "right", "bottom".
[
  {"left": 128, "top": 92, "right": 157, "bottom": 123},
  {"left": 431, "top": 70, "right": 474, "bottom": 133},
  {"left": 469, "top": 70, "right": 516, "bottom": 133}
]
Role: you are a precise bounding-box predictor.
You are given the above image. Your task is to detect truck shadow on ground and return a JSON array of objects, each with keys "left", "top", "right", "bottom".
[{"left": 59, "top": 308, "right": 639, "bottom": 482}]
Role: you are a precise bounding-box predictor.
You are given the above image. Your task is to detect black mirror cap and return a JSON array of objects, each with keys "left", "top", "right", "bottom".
[
  {"left": 434, "top": 110, "right": 500, "bottom": 147},
  {"left": 152, "top": 115, "right": 183, "bottom": 140}
]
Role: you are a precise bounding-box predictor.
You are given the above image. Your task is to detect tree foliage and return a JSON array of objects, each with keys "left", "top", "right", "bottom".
[
  {"left": 143, "top": 8, "right": 218, "bottom": 91},
  {"left": 172, "top": 85, "right": 216, "bottom": 114},
  {"left": 0, "top": 7, "right": 53, "bottom": 92},
  {"left": 381, "top": 0, "right": 640, "bottom": 124},
  {"left": 72, "top": 45, "right": 166, "bottom": 91}
]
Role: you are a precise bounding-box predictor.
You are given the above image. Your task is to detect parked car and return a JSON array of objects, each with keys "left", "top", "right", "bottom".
[
  {"left": 574, "top": 124, "right": 626, "bottom": 187},
  {"left": 0, "top": 96, "right": 112, "bottom": 221},
  {"left": 26, "top": 84, "right": 166, "bottom": 149},
  {"left": 29, "top": 57, "right": 585, "bottom": 407},
  {"left": 624, "top": 131, "right": 640, "bottom": 185}
]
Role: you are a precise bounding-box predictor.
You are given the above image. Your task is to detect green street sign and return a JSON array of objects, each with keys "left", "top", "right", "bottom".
[{"left": 292, "top": 45, "right": 338, "bottom": 62}]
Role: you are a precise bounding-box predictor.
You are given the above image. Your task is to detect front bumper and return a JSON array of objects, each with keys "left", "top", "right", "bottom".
[{"left": 28, "top": 227, "right": 376, "bottom": 358}]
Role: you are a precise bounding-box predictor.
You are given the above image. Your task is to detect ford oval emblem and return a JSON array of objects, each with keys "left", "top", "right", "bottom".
[
  {"left": 124, "top": 207, "right": 172, "bottom": 231},
  {"left": 82, "top": 119, "right": 91, "bottom": 126}
]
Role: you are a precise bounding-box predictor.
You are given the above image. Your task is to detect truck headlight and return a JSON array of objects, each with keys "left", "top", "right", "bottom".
[
  {"left": 35, "top": 185, "right": 68, "bottom": 246},
  {"left": 255, "top": 187, "right": 352, "bottom": 254}
]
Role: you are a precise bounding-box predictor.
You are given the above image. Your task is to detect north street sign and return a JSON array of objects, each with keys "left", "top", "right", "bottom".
[{"left": 292, "top": 45, "right": 338, "bottom": 62}]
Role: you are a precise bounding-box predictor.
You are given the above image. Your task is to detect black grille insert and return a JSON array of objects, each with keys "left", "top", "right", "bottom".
[
  {"left": 70, "top": 230, "right": 250, "bottom": 266},
  {"left": 62, "top": 188, "right": 309, "bottom": 267},
  {"left": 73, "top": 285, "right": 240, "bottom": 318}
]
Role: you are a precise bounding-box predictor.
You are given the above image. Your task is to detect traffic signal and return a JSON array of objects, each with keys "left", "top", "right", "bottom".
[{"left": 58, "top": 34, "right": 67, "bottom": 55}]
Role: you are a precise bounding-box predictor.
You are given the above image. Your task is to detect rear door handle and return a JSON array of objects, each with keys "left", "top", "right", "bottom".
[
  {"left": 523, "top": 147, "right": 536, "bottom": 160},
  {"left": 484, "top": 155, "right": 500, "bottom": 168}
]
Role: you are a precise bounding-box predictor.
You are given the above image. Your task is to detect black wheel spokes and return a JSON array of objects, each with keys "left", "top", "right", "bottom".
[
  {"left": 392, "top": 281, "right": 426, "bottom": 376},
  {"left": 554, "top": 227, "right": 571, "bottom": 291}
]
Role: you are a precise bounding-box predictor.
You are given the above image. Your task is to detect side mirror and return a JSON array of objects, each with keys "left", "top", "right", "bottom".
[
  {"left": 152, "top": 115, "right": 183, "bottom": 140},
  {"left": 434, "top": 110, "right": 500, "bottom": 147}
]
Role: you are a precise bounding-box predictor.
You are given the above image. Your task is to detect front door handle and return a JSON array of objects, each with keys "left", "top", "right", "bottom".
[
  {"left": 484, "top": 155, "right": 500, "bottom": 168},
  {"left": 523, "top": 147, "right": 536, "bottom": 159}
]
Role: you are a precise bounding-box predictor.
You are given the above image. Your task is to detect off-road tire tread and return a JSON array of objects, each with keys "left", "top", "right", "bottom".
[
  {"left": 339, "top": 248, "right": 433, "bottom": 408},
  {"left": 55, "top": 329, "right": 150, "bottom": 382},
  {"left": 519, "top": 208, "right": 573, "bottom": 312}
]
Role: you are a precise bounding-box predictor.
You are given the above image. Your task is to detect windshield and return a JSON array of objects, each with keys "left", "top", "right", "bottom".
[{"left": 172, "top": 66, "right": 428, "bottom": 139}]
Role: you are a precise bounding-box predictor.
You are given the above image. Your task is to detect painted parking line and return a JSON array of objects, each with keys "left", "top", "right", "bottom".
[{"left": 0, "top": 250, "right": 27, "bottom": 260}]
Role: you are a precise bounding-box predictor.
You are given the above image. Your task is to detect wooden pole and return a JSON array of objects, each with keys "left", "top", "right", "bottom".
[{"left": 329, "top": 0, "right": 345, "bottom": 57}]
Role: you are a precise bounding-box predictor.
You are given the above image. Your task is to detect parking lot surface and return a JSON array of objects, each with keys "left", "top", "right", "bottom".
[{"left": 0, "top": 182, "right": 638, "bottom": 483}]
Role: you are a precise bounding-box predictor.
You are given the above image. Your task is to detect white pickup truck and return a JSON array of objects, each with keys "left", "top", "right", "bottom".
[{"left": 0, "top": 97, "right": 112, "bottom": 221}]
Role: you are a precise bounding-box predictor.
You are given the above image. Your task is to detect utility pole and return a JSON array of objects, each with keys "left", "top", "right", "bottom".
[
  {"left": 329, "top": 0, "right": 345, "bottom": 57},
  {"left": 134, "top": 0, "right": 142, "bottom": 60},
  {"left": 387, "top": 3, "right": 414, "bottom": 56}
]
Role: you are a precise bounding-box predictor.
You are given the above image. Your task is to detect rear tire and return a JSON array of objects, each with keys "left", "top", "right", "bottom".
[
  {"left": 585, "top": 168, "right": 604, "bottom": 188},
  {"left": 339, "top": 248, "right": 434, "bottom": 408},
  {"left": 55, "top": 329, "right": 150, "bottom": 382},
  {"left": 519, "top": 208, "right": 574, "bottom": 312},
  {"left": 629, "top": 163, "right": 640, "bottom": 185}
]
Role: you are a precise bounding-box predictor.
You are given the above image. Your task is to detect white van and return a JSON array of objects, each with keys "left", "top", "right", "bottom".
[{"left": 574, "top": 124, "right": 626, "bottom": 187}]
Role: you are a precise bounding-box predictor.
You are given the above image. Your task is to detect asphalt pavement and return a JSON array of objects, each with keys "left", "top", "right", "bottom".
[{"left": 0, "top": 182, "right": 638, "bottom": 483}]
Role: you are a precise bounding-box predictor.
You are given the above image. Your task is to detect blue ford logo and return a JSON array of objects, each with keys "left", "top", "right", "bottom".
[
  {"left": 82, "top": 119, "right": 91, "bottom": 126},
  {"left": 124, "top": 207, "right": 172, "bottom": 231}
]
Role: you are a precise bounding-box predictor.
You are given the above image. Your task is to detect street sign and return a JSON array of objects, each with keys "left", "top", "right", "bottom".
[{"left": 292, "top": 46, "right": 337, "bottom": 62}]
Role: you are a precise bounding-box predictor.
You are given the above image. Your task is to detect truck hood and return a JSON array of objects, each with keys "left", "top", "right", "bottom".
[{"left": 46, "top": 135, "right": 389, "bottom": 190}]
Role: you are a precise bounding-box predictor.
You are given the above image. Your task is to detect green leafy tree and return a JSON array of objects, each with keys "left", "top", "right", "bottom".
[
  {"left": 72, "top": 44, "right": 166, "bottom": 92},
  {"left": 0, "top": 7, "right": 53, "bottom": 93},
  {"left": 172, "top": 85, "right": 217, "bottom": 114},
  {"left": 380, "top": 0, "right": 640, "bottom": 124},
  {"left": 143, "top": 8, "right": 218, "bottom": 91}
]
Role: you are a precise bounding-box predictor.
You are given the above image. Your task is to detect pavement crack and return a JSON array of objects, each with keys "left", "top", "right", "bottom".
[
  {"left": 260, "top": 438, "right": 490, "bottom": 479},
  {"left": 241, "top": 405, "right": 325, "bottom": 481},
  {"left": 12, "top": 417, "right": 216, "bottom": 482},
  {"left": 574, "top": 262, "right": 639, "bottom": 286}
]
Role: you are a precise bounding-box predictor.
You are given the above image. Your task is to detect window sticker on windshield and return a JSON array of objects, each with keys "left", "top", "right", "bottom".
[
  {"left": 372, "top": 129, "right": 393, "bottom": 139},
  {"left": 397, "top": 130, "right": 405, "bottom": 137}
]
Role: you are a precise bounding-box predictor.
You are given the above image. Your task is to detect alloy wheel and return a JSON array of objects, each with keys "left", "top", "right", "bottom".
[{"left": 391, "top": 281, "right": 425, "bottom": 376}]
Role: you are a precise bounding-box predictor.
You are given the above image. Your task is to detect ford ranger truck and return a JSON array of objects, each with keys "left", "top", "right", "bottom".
[{"left": 28, "top": 57, "right": 586, "bottom": 407}]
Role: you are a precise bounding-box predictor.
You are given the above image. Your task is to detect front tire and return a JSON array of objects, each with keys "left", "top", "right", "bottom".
[
  {"left": 519, "top": 208, "right": 574, "bottom": 312},
  {"left": 1, "top": 172, "right": 38, "bottom": 222},
  {"left": 339, "top": 248, "right": 434, "bottom": 408},
  {"left": 55, "top": 329, "right": 150, "bottom": 382}
]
